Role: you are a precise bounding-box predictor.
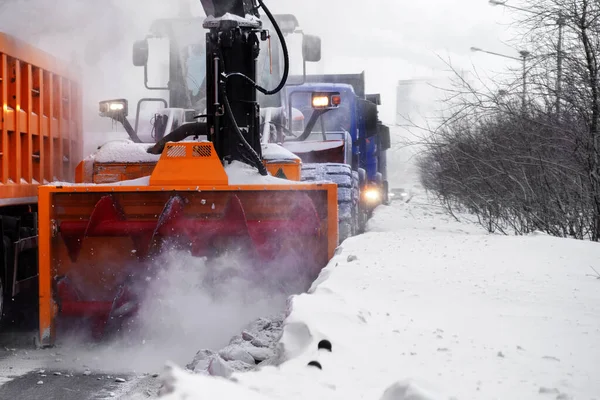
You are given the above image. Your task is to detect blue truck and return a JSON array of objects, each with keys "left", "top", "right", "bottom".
[{"left": 276, "top": 72, "right": 391, "bottom": 238}]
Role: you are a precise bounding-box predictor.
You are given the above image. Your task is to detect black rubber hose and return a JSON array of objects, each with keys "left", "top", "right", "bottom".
[
  {"left": 224, "top": 0, "right": 289, "bottom": 96},
  {"left": 222, "top": 92, "right": 268, "bottom": 175},
  {"left": 146, "top": 122, "right": 207, "bottom": 154},
  {"left": 257, "top": 0, "right": 289, "bottom": 95}
]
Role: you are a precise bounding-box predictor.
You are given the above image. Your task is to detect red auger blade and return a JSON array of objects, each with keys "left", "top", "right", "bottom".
[{"left": 53, "top": 190, "right": 325, "bottom": 341}]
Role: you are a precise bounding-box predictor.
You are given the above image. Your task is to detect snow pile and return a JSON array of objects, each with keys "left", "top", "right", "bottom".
[
  {"left": 160, "top": 190, "right": 600, "bottom": 400},
  {"left": 261, "top": 143, "right": 300, "bottom": 162},
  {"left": 184, "top": 314, "right": 285, "bottom": 378}
]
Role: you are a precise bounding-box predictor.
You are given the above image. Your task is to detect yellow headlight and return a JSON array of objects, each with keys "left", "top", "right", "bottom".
[{"left": 364, "top": 188, "right": 380, "bottom": 202}]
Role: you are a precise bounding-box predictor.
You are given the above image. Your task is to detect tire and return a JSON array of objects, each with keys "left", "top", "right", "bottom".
[{"left": 301, "top": 163, "right": 359, "bottom": 244}]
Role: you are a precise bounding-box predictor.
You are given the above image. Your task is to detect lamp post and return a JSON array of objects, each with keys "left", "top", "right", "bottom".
[
  {"left": 488, "top": 0, "right": 565, "bottom": 115},
  {"left": 489, "top": 0, "right": 533, "bottom": 13},
  {"left": 470, "top": 46, "right": 530, "bottom": 110}
]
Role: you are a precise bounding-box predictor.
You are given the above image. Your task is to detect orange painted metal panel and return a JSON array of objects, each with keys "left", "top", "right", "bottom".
[
  {"left": 264, "top": 160, "right": 301, "bottom": 181},
  {"left": 0, "top": 31, "right": 82, "bottom": 204}
]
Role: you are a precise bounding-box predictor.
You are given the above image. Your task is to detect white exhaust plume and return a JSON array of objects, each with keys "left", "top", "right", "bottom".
[
  {"left": 49, "top": 247, "right": 310, "bottom": 374},
  {"left": 0, "top": 0, "right": 203, "bottom": 155}
]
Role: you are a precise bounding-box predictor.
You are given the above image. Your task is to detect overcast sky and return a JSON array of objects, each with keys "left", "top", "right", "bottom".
[
  {"left": 270, "top": 0, "right": 522, "bottom": 122},
  {"left": 1, "top": 0, "right": 524, "bottom": 125}
]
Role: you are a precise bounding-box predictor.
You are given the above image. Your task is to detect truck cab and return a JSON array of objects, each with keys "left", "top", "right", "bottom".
[
  {"left": 280, "top": 79, "right": 391, "bottom": 212},
  {"left": 280, "top": 83, "right": 355, "bottom": 166}
]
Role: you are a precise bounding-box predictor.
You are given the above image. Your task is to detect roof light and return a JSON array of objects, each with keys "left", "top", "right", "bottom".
[
  {"left": 312, "top": 95, "right": 330, "bottom": 108},
  {"left": 311, "top": 92, "right": 342, "bottom": 109}
]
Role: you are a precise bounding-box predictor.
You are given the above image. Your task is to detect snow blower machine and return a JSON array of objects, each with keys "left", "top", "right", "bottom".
[{"left": 35, "top": 0, "right": 338, "bottom": 347}]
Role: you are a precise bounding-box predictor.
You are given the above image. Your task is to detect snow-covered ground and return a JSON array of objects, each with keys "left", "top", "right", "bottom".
[{"left": 159, "top": 186, "right": 600, "bottom": 400}]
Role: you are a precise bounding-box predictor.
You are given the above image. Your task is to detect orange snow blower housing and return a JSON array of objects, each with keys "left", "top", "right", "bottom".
[
  {"left": 39, "top": 142, "right": 338, "bottom": 346},
  {"left": 37, "top": 142, "right": 337, "bottom": 347},
  {"left": 35, "top": 0, "right": 340, "bottom": 347}
]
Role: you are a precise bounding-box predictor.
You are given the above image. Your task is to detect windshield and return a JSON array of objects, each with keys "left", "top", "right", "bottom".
[
  {"left": 288, "top": 91, "right": 352, "bottom": 140},
  {"left": 148, "top": 17, "right": 304, "bottom": 111},
  {"left": 184, "top": 43, "right": 206, "bottom": 98}
]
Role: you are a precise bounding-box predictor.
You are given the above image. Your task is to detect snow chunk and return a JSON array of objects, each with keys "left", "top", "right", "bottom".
[
  {"left": 92, "top": 140, "right": 160, "bottom": 163},
  {"left": 219, "top": 345, "right": 255, "bottom": 365}
]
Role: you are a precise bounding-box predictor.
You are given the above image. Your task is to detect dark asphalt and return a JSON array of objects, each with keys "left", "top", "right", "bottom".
[
  {"left": 0, "top": 328, "right": 162, "bottom": 399},
  {"left": 0, "top": 370, "right": 138, "bottom": 400}
]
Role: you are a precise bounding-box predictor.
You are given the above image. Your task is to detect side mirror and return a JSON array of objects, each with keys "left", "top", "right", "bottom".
[
  {"left": 273, "top": 14, "right": 299, "bottom": 34},
  {"left": 133, "top": 39, "right": 149, "bottom": 67},
  {"left": 379, "top": 123, "right": 391, "bottom": 150},
  {"left": 99, "top": 99, "right": 129, "bottom": 119},
  {"left": 302, "top": 34, "right": 321, "bottom": 63},
  {"left": 366, "top": 94, "right": 381, "bottom": 105},
  {"left": 358, "top": 99, "right": 378, "bottom": 137}
]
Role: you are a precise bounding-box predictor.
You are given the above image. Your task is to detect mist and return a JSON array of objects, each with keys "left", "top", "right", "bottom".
[
  {"left": 48, "top": 246, "right": 310, "bottom": 374},
  {"left": 0, "top": 0, "right": 517, "bottom": 138}
]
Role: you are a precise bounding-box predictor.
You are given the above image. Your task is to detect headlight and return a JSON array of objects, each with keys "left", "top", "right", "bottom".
[
  {"left": 363, "top": 188, "right": 380, "bottom": 203},
  {"left": 99, "top": 99, "right": 129, "bottom": 118}
]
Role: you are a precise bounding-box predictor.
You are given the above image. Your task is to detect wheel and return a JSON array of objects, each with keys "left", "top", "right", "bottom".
[{"left": 301, "top": 163, "right": 359, "bottom": 244}]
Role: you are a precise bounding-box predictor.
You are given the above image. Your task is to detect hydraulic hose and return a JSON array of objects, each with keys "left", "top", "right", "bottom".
[
  {"left": 222, "top": 90, "right": 268, "bottom": 175},
  {"left": 224, "top": 0, "right": 290, "bottom": 96},
  {"left": 256, "top": 0, "right": 289, "bottom": 95}
]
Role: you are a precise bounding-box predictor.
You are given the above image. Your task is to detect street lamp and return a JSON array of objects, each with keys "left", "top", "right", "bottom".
[
  {"left": 488, "top": 0, "right": 565, "bottom": 115},
  {"left": 488, "top": 0, "right": 535, "bottom": 13},
  {"left": 470, "top": 46, "right": 530, "bottom": 110}
]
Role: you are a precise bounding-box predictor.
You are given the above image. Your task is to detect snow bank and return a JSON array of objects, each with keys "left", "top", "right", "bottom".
[{"left": 161, "top": 191, "right": 600, "bottom": 399}]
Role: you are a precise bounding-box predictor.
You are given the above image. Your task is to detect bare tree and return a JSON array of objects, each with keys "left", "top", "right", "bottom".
[{"left": 418, "top": 0, "right": 600, "bottom": 240}]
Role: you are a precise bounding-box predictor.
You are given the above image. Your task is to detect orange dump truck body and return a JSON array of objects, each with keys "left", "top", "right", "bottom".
[
  {"left": 0, "top": 32, "right": 82, "bottom": 327},
  {"left": 0, "top": 32, "right": 83, "bottom": 204}
]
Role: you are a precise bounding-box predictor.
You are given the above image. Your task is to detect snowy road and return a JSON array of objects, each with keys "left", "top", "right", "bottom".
[{"left": 0, "top": 329, "right": 161, "bottom": 399}]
